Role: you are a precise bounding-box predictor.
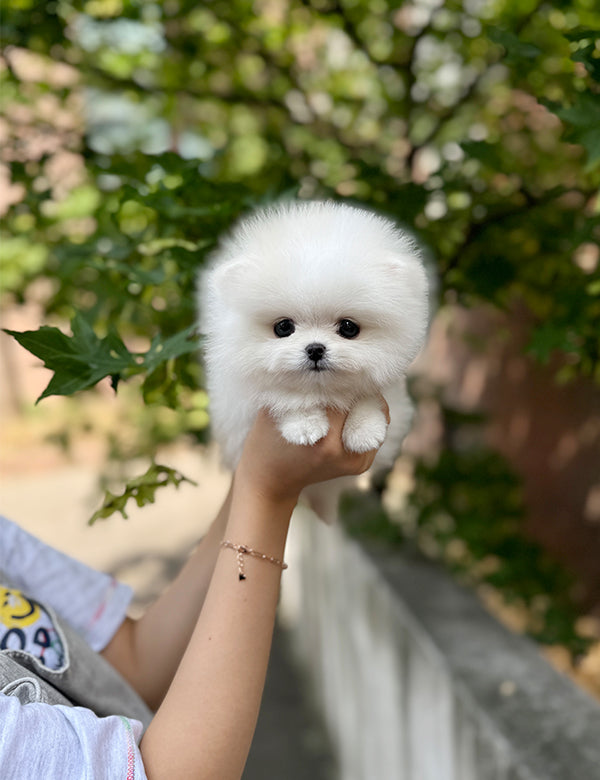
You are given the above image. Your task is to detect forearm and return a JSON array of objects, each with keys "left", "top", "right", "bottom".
[
  {"left": 102, "top": 486, "right": 233, "bottom": 710},
  {"left": 139, "top": 485, "right": 295, "bottom": 780},
  {"left": 111, "top": 408, "right": 377, "bottom": 778}
]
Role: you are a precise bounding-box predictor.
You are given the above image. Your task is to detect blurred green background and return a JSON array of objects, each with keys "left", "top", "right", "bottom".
[{"left": 1, "top": 0, "right": 599, "bottom": 686}]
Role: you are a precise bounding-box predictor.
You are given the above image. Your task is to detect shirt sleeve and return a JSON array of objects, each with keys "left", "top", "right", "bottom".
[
  {"left": 0, "top": 694, "right": 148, "bottom": 780},
  {"left": 0, "top": 516, "right": 133, "bottom": 652}
]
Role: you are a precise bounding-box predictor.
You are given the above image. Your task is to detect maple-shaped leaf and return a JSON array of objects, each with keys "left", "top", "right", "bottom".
[
  {"left": 4, "top": 313, "right": 137, "bottom": 402},
  {"left": 4, "top": 316, "right": 200, "bottom": 403}
]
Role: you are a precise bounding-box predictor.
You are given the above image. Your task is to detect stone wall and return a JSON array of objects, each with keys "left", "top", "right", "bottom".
[
  {"left": 280, "top": 513, "right": 600, "bottom": 780},
  {"left": 414, "top": 303, "right": 600, "bottom": 610}
]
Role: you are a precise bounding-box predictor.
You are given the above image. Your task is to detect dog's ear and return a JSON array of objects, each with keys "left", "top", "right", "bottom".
[
  {"left": 380, "top": 251, "right": 431, "bottom": 356},
  {"left": 197, "top": 256, "right": 252, "bottom": 331},
  {"left": 383, "top": 251, "right": 429, "bottom": 301},
  {"left": 210, "top": 257, "right": 252, "bottom": 302}
]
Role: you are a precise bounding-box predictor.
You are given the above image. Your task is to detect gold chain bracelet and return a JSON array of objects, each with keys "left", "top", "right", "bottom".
[{"left": 221, "top": 540, "right": 288, "bottom": 581}]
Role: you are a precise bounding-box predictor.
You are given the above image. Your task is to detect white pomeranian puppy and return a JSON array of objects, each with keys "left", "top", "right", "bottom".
[{"left": 198, "top": 200, "right": 430, "bottom": 520}]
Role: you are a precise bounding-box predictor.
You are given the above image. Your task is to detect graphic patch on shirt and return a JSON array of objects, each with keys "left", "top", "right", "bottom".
[{"left": 0, "top": 586, "right": 66, "bottom": 670}]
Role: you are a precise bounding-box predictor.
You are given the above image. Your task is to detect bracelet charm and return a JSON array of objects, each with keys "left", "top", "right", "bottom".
[{"left": 221, "top": 540, "right": 288, "bottom": 581}]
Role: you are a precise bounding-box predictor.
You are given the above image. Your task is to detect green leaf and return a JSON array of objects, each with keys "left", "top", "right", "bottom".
[
  {"left": 527, "top": 323, "right": 580, "bottom": 364},
  {"left": 4, "top": 317, "right": 200, "bottom": 403},
  {"left": 3, "top": 313, "right": 137, "bottom": 402},
  {"left": 572, "top": 44, "right": 600, "bottom": 83},
  {"left": 552, "top": 92, "right": 600, "bottom": 127},
  {"left": 564, "top": 28, "right": 600, "bottom": 42},
  {"left": 565, "top": 28, "right": 600, "bottom": 83},
  {"left": 461, "top": 141, "right": 504, "bottom": 171},
  {"left": 140, "top": 325, "right": 200, "bottom": 375},
  {"left": 548, "top": 91, "right": 600, "bottom": 170},
  {"left": 88, "top": 462, "right": 197, "bottom": 524},
  {"left": 487, "top": 27, "right": 542, "bottom": 63}
]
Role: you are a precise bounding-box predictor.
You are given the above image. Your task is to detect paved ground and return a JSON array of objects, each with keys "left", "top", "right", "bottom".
[{"left": 246, "top": 626, "right": 337, "bottom": 780}]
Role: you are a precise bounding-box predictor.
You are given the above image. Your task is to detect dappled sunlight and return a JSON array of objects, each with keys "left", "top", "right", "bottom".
[{"left": 2, "top": 0, "right": 599, "bottom": 714}]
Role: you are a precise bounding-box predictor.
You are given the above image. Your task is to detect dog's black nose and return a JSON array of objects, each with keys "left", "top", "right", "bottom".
[{"left": 305, "top": 342, "right": 326, "bottom": 363}]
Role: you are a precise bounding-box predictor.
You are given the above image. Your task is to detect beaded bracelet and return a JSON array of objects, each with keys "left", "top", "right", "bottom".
[{"left": 221, "top": 540, "right": 288, "bottom": 581}]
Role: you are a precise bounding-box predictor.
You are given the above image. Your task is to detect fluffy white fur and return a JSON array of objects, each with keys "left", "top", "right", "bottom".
[{"left": 198, "top": 200, "right": 429, "bottom": 519}]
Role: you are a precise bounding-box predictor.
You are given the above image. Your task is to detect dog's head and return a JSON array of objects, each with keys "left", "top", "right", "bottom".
[{"left": 202, "top": 201, "right": 429, "bottom": 395}]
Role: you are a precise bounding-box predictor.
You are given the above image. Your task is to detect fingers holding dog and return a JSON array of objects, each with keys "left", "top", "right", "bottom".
[{"left": 237, "top": 405, "right": 382, "bottom": 504}]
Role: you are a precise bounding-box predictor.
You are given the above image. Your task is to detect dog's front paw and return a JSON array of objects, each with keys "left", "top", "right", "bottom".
[
  {"left": 342, "top": 398, "right": 388, "bottom": 453},
  {"left": 279, "top": 408, "right": 330, "bottom": 446}
]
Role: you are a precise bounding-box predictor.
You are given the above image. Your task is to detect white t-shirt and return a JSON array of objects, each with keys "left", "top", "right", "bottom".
[{"left": 0, "top": 515, "right": 148, "bottom": 779}]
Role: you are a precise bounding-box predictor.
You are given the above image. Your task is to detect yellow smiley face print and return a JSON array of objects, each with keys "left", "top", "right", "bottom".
[{"left": 1, "top": 587, "right": 42, "bottom": 629}]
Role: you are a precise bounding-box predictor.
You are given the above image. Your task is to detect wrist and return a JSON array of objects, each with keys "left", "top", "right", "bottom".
[
  {"left": 232, "top": 467, "right": 300, "bottom": 515},
  {"left": 226, "top": 480, "right": 295, "bottom": 549},
  {"left": 230, "top": 484, "right": 297, "bottom": 523}
]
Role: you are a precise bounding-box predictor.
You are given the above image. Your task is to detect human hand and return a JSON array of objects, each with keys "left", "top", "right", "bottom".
[{"left": 234, "top": 400, "right": 389, "bottom": 507}]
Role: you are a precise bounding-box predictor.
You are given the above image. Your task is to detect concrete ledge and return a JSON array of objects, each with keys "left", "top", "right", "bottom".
[{"left": 280, "top": 515, "right": 600, "bottom": 780}]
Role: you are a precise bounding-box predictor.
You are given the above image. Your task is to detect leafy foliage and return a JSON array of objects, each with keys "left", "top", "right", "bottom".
[
  {"left": 88, "top": 461, "right": 197, "bottom": 524},
  {"left": 4, "top": 314, "right": 199, "bottom": 402},
  {"left": 1, "top": 1, "right": 599, "bottom": 533},
  {"left": 2, "top": 0, "right": 599, "bottom": 384}
]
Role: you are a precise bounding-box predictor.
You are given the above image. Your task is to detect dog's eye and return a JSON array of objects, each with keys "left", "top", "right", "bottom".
[
  {"left": 337, "top": 319, "right": 360, "bottom": 339},
  {"left": 273, "top": 319, "right": 296, "bottom": 338}
]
